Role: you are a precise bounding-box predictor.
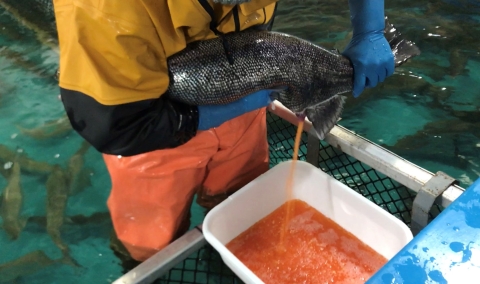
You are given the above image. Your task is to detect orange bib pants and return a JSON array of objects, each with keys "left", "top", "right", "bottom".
[{"left": 103, "top": 108, "right": 269, "bottom": 261}]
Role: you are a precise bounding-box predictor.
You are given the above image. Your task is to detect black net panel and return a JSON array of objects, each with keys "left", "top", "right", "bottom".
[
  {"left": 155, "top": 112, "right": 443, "bottom": 283},
  {"left": 155, "top": 246, "right": 243, "bottom": 284}
]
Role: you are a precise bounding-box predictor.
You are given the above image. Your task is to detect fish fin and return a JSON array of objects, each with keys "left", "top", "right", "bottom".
[
  {"left": 59, "top": 254, "right": 82, "bottom": 269},
  {"left": 383, "top": 16, "right": 421, "bottom": 67},
  {"left": 7, "top": 217, "right": 29, "bottom": 240},
  {"left": 306, "top": 95, "right": 346, "bottom": 140},
  {"left": 60, "top": 251, "right": 88, "bottom": 277}
]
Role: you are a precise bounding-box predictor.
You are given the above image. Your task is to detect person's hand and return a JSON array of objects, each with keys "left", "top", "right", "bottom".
[
  {"left": 342, "top": 0, "right": 395, "bottom": 98},
  {"left": 197, "top": 90, "right": 273, "bottom": 130}
]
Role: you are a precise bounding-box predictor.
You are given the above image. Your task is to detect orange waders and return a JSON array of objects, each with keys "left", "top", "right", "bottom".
[{"left": 103, "top": 108, "right": 269, "bottom": 261}]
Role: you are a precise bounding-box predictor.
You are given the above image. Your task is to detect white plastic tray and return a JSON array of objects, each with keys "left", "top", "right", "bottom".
[{"left": 203, "top": 160, "right": 413, "bottom": 283}]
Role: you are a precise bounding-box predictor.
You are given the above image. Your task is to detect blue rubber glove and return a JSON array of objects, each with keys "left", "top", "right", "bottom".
[
  {"left": 342, "top": 0, "right": 395, "bottom": 98},
  {"left": 197, "top": 90, "right": 273, "bottom": 130}
]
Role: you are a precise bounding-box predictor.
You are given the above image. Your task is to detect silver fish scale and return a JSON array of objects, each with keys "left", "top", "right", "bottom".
[
  {"left": 166, "top": 31, "right": 354, "bottom": 113},
  {"left": 165, "top": 22, "right": 420, "bottom": 140}
]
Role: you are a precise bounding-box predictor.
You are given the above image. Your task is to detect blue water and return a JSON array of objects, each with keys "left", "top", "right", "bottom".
[
  {"left": 0, "top": 0, "right": 479, "bottom": 283},
  {"left": 0, "top": 4, "right": 123, "bottom": 283},
  {"left": 273, "top": 0, "right": 480, "bottom": 186}
]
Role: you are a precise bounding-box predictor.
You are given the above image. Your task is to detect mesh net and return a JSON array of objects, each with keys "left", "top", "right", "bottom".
[
  {"left": 155, "top": 246, "right": 243, "bottom": 284},
  {"left": 154, "top": 112, "right": 443, "bottom": 283}
]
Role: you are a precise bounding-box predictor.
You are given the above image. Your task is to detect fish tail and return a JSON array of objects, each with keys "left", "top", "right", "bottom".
[
  {"left": 306, "top": 95, "right": 346, "bottom": 140},
  {"left": 383, "top": 16, "right": 421, "bottom": 67},
  {"left": 58, "top": 245, "right": 83, "bottom": 268},
  {"left": 58, "top": 254, "right": 84, "bottom": 275},
  {"left": 61, "top": 255, "right": 80, "bottom": 267}
]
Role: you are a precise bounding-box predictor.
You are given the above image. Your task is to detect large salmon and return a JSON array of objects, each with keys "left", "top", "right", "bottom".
[{"left": 166, "top": 17, "right": 421, "bottom": 139}]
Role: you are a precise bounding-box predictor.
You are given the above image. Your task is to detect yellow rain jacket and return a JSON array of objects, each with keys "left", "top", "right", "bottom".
[
  {"left": 53, "top": 0, "right": 278, "bottom": 156},
  {"left": 55, "top": 0, "right": 277, "bottom": 105}
]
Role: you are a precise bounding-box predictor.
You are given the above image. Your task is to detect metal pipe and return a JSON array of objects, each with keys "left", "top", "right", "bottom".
[
  {"left": 267, "top": 101, "right": 465, "bottom": 207},
  {"left": 112, "top": 225, "right": 206, "bottom": 284}
]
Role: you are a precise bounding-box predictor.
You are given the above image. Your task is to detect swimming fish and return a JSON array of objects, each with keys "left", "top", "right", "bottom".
[
  {"left": 0, "top": 145, "right": 54, "bottom": 175},
  {"left": 66, "top": 140, "right": 92, "bottom": 196},
  {"left": 28, "top": 211, "right": 111, "bottom": 227},
  {"left": 45, "top": 165, "right": 69, "bottom": 250},
  {"left": 0, "top": 46, "right": 54, "bottom": 79},
  {"left": 15, "top": 115, "right": 72, "bottom": 140},
  {"left": 0, "top": 249, "right": 79, "bottom": 283},
  {"left": 0, "top": 250, "right": 56, "bottom": 283},
  {"left": 448, "top": 48, "right": 469, "bottom": 77},
  {"left": 45, "top": 165, "right": 79, "bottom": 267},
  {"left": 0, "top": 156, "right": 26, "bottom": 240},
  {"left": 166, "top": 17, "right": 421, "bottom": 139},
  {"left": 0, "top": 0, "right": 58, "bottom": 52}
]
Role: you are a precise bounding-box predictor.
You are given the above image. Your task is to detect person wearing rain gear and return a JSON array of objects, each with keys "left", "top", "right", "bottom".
[{"left": 53, "top": 0, "right": 394, "bottom": 261}]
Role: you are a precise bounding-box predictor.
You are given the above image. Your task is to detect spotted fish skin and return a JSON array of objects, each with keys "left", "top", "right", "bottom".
[
  {"left": 167, "top": 31, "right": 353, "bottom": 109},
  {"left": 166, "top": 17, "right": 420, "bottom": 139}
]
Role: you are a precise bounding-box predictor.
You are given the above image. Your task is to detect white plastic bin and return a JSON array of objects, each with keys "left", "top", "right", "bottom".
[{"left": 203, "top": 160, "right": 413, "bottom": 284}]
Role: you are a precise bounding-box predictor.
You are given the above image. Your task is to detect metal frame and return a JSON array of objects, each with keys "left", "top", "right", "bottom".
[
  {"left": 113, "top": 101, "right": 465, "bottom": 284},
  {"left": 113, "top": 226, "right": 206, "bottom": 284},
  {"left": 410, "top": 171, "right": 458, "bottom": 235},
  {"left": 267, "top": 102, "right": 464, "bottom": 208}
]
